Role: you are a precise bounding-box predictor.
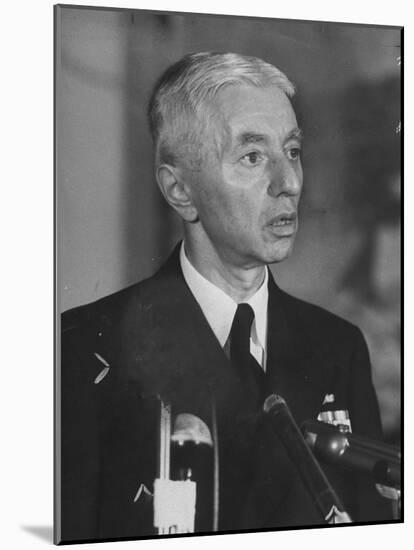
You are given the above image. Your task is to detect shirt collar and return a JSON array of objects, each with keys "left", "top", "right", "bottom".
[{"left": 179, "top": 242, "right": 268, "bottom": 350}]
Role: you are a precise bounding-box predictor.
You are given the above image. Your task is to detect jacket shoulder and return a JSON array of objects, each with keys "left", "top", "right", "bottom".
[
  {"left": 279, "top": 289, "right": 364, "bottom": 345},
  {"left": 61, "top": 276, "right": 161, "bottom": 333}
]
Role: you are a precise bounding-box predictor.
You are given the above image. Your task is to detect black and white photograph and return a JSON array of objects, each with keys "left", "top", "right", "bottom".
[{"left": 54, "top": 3, "right": 401, "bottom": 546}]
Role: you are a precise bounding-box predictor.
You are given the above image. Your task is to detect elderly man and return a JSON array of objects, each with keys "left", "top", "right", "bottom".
[{"left": 60, "top": 52, "right": 390, "bottom": 542}]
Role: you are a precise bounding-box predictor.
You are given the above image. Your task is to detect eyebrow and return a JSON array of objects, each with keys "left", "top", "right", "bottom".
[
  {"left": 236, "top": 127, "right": 304, "bottom": 147},
  {"left": 286, "top": 128, "right": 304, "bottom": 143},
  {"left": 237, "top": 132, "right": 268, "bottom": 146}
]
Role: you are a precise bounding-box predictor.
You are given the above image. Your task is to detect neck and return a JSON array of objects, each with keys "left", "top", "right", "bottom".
[{"left": 183, "top": 233, "right": 266, "bottom": 303}]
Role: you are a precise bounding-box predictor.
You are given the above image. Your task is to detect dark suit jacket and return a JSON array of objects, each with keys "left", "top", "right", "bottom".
[{"left": 59, "top": 245, "right": 391, "bottom": 543}]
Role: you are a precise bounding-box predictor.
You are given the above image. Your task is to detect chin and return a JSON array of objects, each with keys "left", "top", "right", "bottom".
[{"left": 263, "top": 239, "right": 295, "bottom": 265}]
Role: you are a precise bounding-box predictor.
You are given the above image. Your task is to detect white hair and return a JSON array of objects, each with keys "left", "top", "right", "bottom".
[{"left": 148, "top": 52, "right": 296, "bottom": 169}]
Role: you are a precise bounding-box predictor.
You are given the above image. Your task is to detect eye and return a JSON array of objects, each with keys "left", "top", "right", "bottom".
[
  {"left": 287, "top": 147, "right": 301, "bottom": 161},
  {"left": 240, "top": 151, "right": 264, "bottom": 167}
]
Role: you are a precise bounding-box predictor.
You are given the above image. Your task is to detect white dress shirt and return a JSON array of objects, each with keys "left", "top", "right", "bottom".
[{"left": 179, "top": 243, "right": 268, "bottom": 370}]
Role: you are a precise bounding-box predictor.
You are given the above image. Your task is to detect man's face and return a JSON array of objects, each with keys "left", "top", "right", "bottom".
[{"left": 186, "top": 84, "right": 303, "bottom": 269}]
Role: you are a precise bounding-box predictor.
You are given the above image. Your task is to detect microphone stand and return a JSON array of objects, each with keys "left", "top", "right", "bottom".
[
  {"left": 155, "top": 399, "right": 198, "bottom": 535},
  {"left": 154, "top": 399, "right": 217, "bottom": 534},
  {"left": 156, "top": 399, "right": 172, "bottom": 535}
]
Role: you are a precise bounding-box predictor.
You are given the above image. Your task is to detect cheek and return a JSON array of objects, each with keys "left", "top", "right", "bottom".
[
  {"left": 193, "top": 169, "right": 263, "bottom": 230},
  {"left": 199, "top": 190, "right": 249, "bottom": 236},
  {"left": 196, "top": 185, "right": 224, "bottom": 219},
  {"left": 220, "top": 193, "right": 261, "bottom": 238}
]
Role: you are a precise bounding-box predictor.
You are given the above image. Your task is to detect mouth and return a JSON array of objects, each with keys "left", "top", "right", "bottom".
[
  {"left": 266, "top": 212, "right": 297, "bottom": 236},
  {"left": 268, "top": 211, "right": 297, "bottom": 226}
]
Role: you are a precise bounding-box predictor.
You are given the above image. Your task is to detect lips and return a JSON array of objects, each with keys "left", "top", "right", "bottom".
[
  {"left": 268, "top": 211, "right": 297, "bottom": 226},
  {"left": 266, "top": 211, "right": 297, "bottom": 237}
]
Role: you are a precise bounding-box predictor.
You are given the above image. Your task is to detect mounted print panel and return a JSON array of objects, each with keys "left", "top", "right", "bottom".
[{"left": 55, "top": 4, "right": 402, "bottom": 544}]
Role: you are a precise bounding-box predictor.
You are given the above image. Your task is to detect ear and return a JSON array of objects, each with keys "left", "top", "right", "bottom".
[{"left": 156, "top": 164, "right": 198, "bottom": 222}]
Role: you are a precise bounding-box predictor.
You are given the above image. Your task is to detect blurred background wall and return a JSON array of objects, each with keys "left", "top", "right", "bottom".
[{"left": 56, "top": 6, "right": 401, "bottom": 443}]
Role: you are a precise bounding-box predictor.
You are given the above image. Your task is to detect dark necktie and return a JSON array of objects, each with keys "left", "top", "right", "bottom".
[{"left": 229, "top": 303, "right": 266, "bottom": 407}]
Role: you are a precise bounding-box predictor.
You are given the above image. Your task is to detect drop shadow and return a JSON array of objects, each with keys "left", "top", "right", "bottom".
[{"left": 21, "top": 525, "right": 53, "bottom": 543}]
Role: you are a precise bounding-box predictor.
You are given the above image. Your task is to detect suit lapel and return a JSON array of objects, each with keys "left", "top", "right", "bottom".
[
  {"left": 96, "top": 248, "right": 326, "bottom": 425},
  {"left": 100, "top": 245, "right": 244, "bottom": 420},
  {"left": 265, "top": 274, "right": 326, "bottom": 429},
  {"left": 96, "top": 253, "right": 330, "bottom": 431}
]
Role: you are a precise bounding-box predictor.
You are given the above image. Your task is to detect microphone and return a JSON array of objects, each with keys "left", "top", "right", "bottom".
[
  {"left": 263, "top": 394, "right": 351, "bottom": 524},
  {"left": 302, "top": 420, "right": 401, "bottom": 490},
  {"left": 171, "top": 413, "right": 213, "bottom": 482},
  {"left": 154, "top": 407, "right": 216, "bottom": 534}
]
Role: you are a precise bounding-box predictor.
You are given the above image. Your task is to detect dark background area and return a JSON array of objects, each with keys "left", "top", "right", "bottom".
[{"left": 56, "top": 7, "right": 401, "bottom": 442}]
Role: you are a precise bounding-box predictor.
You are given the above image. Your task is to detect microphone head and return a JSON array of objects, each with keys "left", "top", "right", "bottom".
[
  {"left": 263, "top": 394, "right": 286, "bottom": 414},
  {"left": 171, "top": 413, "right": 213, "bottom": 447}
]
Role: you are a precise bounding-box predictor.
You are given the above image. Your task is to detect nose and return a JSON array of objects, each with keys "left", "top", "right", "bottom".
[{"left": 267, "top": 156, "right": 303, "bottom": 198}]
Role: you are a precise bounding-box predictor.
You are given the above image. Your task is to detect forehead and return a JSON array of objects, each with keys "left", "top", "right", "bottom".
[{"left": 212, "top": 84, "right": 298, "bottom": 144}]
